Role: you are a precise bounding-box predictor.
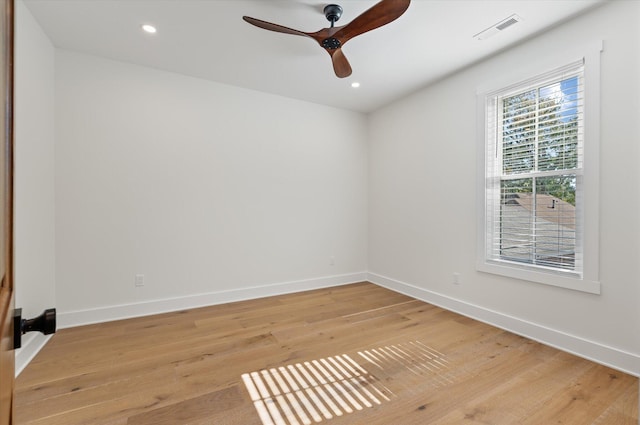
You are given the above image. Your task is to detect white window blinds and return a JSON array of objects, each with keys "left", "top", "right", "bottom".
[{"left": 484, "top": 60, "right": 584, "bottom": 275}]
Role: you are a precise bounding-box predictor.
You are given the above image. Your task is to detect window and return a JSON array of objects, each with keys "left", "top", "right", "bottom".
[{"left": 477, "top": 45, "right": 601, "bottom": 294}]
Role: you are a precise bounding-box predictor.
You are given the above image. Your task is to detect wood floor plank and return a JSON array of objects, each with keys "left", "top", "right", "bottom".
[
  {"left": 126, "top": 386, "right": 251, "bottom": 425},
  {"left": 14, "top": 282, "right": 638, "bottom": 425}
]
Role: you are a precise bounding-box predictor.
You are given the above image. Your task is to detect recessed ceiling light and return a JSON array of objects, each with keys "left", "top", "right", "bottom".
[
  {"left": 141, "top": 24, "right": 157, "bottom": 34},
  {"left": 351, "top": 82, "right": 361, "bottom": 88}
]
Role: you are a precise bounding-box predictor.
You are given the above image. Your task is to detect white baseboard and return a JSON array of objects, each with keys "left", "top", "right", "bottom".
[
  {"left": 368, "top": 272, "right": 640, "bottom": 377},
  {"left": 57, "top": 272, "right": 368, "bottom": 329},
  {"left": 15, "top": 332, "right": 53, "bottom": 377}
]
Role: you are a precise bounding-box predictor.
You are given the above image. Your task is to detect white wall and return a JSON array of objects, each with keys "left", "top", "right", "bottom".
[
  {"left": 368, "top": 1, "right": 640, "bottom": 376},
  {"left": 55, "top": 50, "right": 368, "bottom": 325},
  {"left": 14, "top": 0, "right": 56, "bottom": 374}
]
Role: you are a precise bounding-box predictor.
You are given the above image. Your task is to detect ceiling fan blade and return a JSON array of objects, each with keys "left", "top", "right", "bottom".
[
  {"left": 242, "top": 16, "right": 311, "bottom": 38},
  {"left": 334, "top": 0, "right": 411, "bottom": 45},
  {"left": 329, "top": 48, "right": 352, "bottom": 78}
]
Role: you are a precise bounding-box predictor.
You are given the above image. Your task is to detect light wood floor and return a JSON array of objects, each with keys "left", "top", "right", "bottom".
[{"left": 15, "top": 282, "right": 639, "bottom": 424}]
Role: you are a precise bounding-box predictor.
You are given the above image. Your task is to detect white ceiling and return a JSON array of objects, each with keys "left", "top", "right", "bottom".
[{"left": 23, "top": 0, "right": 604, "bottom": 113}]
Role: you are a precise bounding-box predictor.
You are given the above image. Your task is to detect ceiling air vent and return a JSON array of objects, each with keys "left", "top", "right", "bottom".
[{"left": 473, "top": 14, "right": 522, "bottom": 40}]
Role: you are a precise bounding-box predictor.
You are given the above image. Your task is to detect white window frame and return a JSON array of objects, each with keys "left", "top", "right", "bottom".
[{"left": 476, "top": 42, "right": 602, "bottom": 294}]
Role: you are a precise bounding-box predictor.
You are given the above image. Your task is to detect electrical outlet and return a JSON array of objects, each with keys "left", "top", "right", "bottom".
[
  {"left": 452, "top": 272, "right": 461, "bottom": 285},
  {"left": 135, "top": 274, "right": 145, "bottom": 287}
]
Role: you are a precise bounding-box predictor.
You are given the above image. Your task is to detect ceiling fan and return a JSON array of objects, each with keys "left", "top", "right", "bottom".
[{"left": 243, "top": 0, "right": 411, "bottom": 78}]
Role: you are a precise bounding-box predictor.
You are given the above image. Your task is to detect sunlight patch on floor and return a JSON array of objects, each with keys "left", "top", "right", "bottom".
[
  {"left": 358, "top": 340, "right": 455, "bottom": 387},
  {"left": 241, "top": 354, "right": 393, "bottom": 425}
]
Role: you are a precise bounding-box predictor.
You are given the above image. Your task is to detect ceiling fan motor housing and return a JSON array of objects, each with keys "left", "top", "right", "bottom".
[{"left": 322, "top": 37, "right": 341, "bottom": 49}]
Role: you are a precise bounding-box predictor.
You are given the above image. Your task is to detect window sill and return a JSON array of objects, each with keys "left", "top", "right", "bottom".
[{"left": 476, "top": 260, "right": 601, "bottom": 294}]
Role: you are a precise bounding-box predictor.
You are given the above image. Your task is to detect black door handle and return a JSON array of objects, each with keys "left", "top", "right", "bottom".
[{"left": 13, "top": 308, "right": 56, "bottom": 349}]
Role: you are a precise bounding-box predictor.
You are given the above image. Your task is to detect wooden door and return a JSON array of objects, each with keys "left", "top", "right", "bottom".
[{"left": 0, "top": 0, "right": 14, "bottom": 423}]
